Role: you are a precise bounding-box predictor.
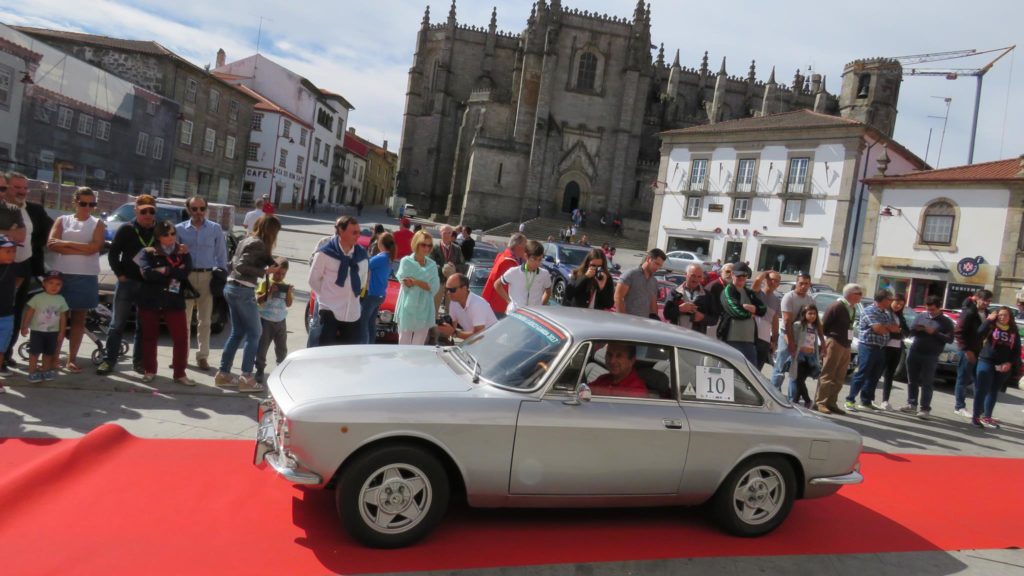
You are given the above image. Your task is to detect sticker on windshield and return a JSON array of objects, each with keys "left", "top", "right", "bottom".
[
  {"left": 696, "top": 366, "right": 734, "bottom": 402},
  {"left": 511, "top": 311, "right": 566, "bottom": 344}
]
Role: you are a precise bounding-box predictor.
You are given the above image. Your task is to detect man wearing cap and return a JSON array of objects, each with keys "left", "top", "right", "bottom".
[
  {"left": 243, "top": 198, "right": 264, "bottom": 231},
  {"left": 97, "top": 194, "right": 158, "bottom": 375},
  {"left": 176, "top": 196, "right": 228, "bottom": 370},
  {"left": 393, "top": 217, "right": 414, "bottom": 260},
  {"left": 3, "top": 172, "right": 53, "bottom": 371},
  {"left": 718, "top": 262, "right": 767, "bottom": 365}
]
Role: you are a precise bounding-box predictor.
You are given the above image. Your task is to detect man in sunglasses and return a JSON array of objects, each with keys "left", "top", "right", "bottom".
[
  {"left": 97, "top": 194, "right": 157, "bottom": 375},
  {"left": 3, "top": 172, "right": 53, "bottom": 371},
  {"left": 437, "top": 273, "right": 497, "bottom": 341},
  {"left": 176, "top": 196, "right": 228, "bottom": 370}
]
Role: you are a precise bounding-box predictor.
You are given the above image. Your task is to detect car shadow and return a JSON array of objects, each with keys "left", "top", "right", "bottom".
[{"left": 289, "top": 488, "right": 969, "bottom": 575}]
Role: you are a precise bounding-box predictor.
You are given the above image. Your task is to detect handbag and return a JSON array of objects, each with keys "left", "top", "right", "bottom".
[
  {"left": 180, "top": 277, "right": 201, "bottom": 300},
  {"left": 210, "top": 268, "right": 228, "bottom": 299}
]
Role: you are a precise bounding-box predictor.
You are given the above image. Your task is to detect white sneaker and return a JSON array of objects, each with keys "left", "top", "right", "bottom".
[
  {"left": 880, "top": 401, "right": 893, "bottom": 411},
  {"left": 916, "top": 409, "right": 931, "bottom": 420},
  {"left": 954, "top": 408, "right": 972, "bottom": 418}
]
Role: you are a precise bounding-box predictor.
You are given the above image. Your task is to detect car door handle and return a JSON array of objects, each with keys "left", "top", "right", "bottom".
[{"left": 663, "top": 418, "right": 684, "bottom": 429}]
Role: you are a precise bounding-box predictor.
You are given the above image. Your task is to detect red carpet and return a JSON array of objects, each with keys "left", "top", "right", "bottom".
[{"left": 0, "top": 424, "right": 1021, "bottom": 575}]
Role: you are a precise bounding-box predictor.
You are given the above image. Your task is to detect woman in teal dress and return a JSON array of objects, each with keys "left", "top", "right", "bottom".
[{"left": 395, "top": 229, "right": 440, "bottom": 345}]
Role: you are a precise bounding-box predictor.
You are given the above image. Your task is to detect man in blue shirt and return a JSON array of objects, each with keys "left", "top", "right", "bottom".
[
  {"left": 176, "top": 196, "right": 228, "bottom": 371},
  {"left": 845, "top": 290, "right": 902, "bottom": 411}
]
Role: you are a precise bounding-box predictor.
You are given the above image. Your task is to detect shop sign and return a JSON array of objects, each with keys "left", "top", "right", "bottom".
[{"left": 956, "top": 256, "right": 985, "bottom": 278}]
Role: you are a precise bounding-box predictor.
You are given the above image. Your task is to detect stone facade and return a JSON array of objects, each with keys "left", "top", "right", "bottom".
[
  {"left": 396, "top": 1, "right": 901, "bottom": 230},
  {"left": 15, "top": 27, "right": 257, "bottom": 205}
]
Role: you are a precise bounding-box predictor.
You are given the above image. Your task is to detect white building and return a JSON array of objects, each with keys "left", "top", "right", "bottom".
[
  {"left": 213, "top": 53, "right": 352, "bottom": 208},
  {"left": 222, "top": 80, "right": 312, "bottom": 207},
  {"left": 859, "top": 156, "right": 1024, "bottom": 307},
  {"left": 0, "top": 26, "right": 37, "bottom": 164},
  {"left": 649, "top": 110, "right": 925, "bottom": 287}
]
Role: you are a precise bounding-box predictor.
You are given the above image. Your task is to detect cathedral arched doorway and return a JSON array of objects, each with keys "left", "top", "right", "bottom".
[{"left": 562, "top": 181, "right": 581, "bottom": 214}]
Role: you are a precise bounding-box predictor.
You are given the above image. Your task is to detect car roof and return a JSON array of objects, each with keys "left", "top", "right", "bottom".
[{"left": 524, "top": 306, "right": 748, "bottom": 362}]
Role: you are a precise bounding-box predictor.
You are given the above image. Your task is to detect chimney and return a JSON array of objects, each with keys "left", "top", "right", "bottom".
[
  {"left": 348, "top": 127, "right": 356, "bottom": 134},
  {"left": 383, "top": 140, "right": 388, "bottom": 151},
  {"left": 216, "top": 48, "right": 226, "bottom": 68}
]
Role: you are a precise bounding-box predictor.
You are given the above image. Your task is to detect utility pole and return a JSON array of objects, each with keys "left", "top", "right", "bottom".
[{"left": 927, "top": 96, "right": 952, "bottom": 168}]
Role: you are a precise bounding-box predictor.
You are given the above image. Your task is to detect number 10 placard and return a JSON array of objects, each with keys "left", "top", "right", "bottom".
[{"left": 695, "top": 366, "right": 735, "bottom": 402}]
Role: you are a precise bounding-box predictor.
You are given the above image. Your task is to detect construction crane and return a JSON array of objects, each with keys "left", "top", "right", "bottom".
[{"left": 889, "top": 46, "right": 1016, "bottom": 164}]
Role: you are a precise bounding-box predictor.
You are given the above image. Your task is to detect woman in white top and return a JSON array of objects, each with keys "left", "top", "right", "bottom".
[{"left": 47, "top": 187, "right": 106, "bottom": 373}]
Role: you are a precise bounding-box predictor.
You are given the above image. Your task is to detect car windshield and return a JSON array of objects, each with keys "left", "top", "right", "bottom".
[
  {"left": 470, "top": 243, "right": 498, "bottom": 263},
  {"left": 458, "top": 311, "right": 568, "bottom": 390},
  {"left": 110, "top": 204, "right": 135, "bottom": 222},
  {"left": 558, "top": 245, "right": 591, "bottom": 267}
]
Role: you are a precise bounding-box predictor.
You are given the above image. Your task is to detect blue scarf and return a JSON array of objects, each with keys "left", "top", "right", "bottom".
[{"left": 319, "top": 237, "right": 368, "bottom": 295}]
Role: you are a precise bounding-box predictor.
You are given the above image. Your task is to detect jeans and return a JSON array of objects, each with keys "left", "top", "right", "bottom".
[
  {"left": 846, "top": 343, "right": 886, "bottom": 404},
  {"left": 306, "top": 298, "right": 323, "bottom": 348},
  {"left": 881, "top": 345, "right": 904, "bottom": 402},
  {"left": 905, "top": 349, "right": 938, "bottom": 410},
  {"left": 727, "top": 341, "right": 758, "bottom": 366},
  {"left": 139, "top": 308, "right": 187, "bottom": 379},
  {"left": 219, "top": 284, "right": 262, "bottom": 375},
  {"left": 953, "top": 351, "right": 976, "bottom": 411},
  {"left": 105, "top": 279, "right": 143, "bottom": 365},
  {"left": 973, "top": 359, "right": 1007, "bottom": 419},
  {"left": 359, "top": 295, "right": 385, "bottom": 344},
  {"left": 318, "top": 309, "right": 361, "bottom": 346},
  {"left": 770, "top": 345, "right": 793, "bottom": 391},
  {"left": 255, "top": 318, "right": 288, "bottom": 374}
]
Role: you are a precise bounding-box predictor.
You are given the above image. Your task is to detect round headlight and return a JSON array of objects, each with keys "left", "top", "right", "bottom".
[{"left": 378, "top": 309, "right": 394, "bottom": 323}]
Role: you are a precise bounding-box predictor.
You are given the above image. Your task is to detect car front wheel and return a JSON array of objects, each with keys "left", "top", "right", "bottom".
[
  {"left": 337, "top": 445, "right": 450, "bottom": 548},
  {"left": 552, "top": 279, "right": 566, "bottom": 305},
  {"left": 711, "top": 455, "right": 796, "bottom": 537}
]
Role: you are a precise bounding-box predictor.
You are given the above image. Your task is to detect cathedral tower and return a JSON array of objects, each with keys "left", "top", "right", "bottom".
[{"left": 839, "top": 58, "right": 902, "bottom": 137}]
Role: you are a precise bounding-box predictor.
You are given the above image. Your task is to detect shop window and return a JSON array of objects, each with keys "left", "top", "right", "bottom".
[
  {"left": 920, "top": 201, "right": 955, "bottom": 245},
  {"left": 758, "top": 245, "right": 812, "bottom": 276}
]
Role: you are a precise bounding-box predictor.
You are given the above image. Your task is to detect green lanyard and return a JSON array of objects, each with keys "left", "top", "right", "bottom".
[
  {"left": 135, "top": 225, "right": 154, "bottom": 248},
  {"left": 522, "top": 264, "right": 537, "bottom": 301}
]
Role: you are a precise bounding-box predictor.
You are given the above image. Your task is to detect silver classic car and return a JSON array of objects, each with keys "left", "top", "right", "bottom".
[{"left": 255, "top": 307, "right": 863, "bottom": 548}]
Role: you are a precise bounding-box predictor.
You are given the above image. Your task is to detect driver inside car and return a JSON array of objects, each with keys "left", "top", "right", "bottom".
[{"left": 589, "top": 342, "right": 649, "bottom": 398}]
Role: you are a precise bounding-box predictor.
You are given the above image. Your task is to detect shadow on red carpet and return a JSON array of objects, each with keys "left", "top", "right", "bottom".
[{"left": 0, "top": 424, "right": 1020, "bottom": 575}]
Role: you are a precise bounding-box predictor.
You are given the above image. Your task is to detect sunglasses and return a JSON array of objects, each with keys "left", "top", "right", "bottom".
[
  {"left": 420, "top": 243, "right": 433, "bottom": 248},
  {"left": 78, "top": 201, "right": 98, "bottom": 208},
  {"left": 445, "top": 287, "right": 459, "bottom": 293},
  {"left": 139, "top": 208, "right": 156, "bottom": 215},
  {"left": 190, "top": 206, "right": 207, "bottom": 212}
]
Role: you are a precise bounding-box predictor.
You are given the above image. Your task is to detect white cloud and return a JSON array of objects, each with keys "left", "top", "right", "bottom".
[{"left": 0, "top": 0, "right": 1020, "bottom": 165}]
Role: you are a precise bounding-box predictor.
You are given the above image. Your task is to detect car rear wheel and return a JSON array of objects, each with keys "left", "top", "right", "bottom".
[
  {"left": 337, "top": 445, "right": 450, "bottom": 548},
  {"left": 552, "top": 279, "right": 566, "bottom": 305},
  {"left": 711, "top": 455, "right": 796, "bottom": 537}
]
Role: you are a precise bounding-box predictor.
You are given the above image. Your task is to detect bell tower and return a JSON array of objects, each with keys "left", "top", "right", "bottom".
[{"left": 839, "top": 58, "right": 902, "bottom": 137}]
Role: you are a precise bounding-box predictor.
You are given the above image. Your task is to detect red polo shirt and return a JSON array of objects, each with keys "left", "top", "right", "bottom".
[
  {"left": 590, "top": 369, "right": 648, "bottom": 398},
  {"left": 482, "top": 248, "right": 520, "bottom": 314},
  {"left": 393, "top": 227, "right": 414, "bottom": 260}
]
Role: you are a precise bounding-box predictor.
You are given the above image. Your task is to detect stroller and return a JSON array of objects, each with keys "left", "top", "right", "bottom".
[{"left": 18, "top": 301, "right": 129, "bottom": 365}]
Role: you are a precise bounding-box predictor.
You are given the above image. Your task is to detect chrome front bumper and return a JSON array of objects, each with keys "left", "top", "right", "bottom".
[
  {"left": 253, "top": 409, "right": 322, "bottom": 485},
  {"left": 809, "top": 463, "right": 864, "bottom": 486}
]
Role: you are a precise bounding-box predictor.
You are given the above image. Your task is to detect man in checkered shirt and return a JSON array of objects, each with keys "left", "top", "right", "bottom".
[{"left": 845, "top": 290, "right": 903, "bottom": 411}]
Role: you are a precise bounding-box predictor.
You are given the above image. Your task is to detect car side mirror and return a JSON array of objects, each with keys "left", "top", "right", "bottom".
[
  {"left": 563, "top": 382, "right": 592, "bottom": 406},
  {"left": 544, "top": 255, "right": 555, "bottom": 264},
  {"left": 100, "top": 211, "right": 109, "bottom": 219}
]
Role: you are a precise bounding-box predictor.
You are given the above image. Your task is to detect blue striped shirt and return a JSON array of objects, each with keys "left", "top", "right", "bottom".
[{"left": 858, "top": 304, "right": 894, "bottom": 348}]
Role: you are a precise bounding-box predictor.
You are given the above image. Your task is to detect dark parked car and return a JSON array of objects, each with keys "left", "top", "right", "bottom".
[
  {"left": 541, "top": 242, "right": 594, "bottom": 304},
  {"left": 103, "top": 202, "right": 189, "bottom": 245}
]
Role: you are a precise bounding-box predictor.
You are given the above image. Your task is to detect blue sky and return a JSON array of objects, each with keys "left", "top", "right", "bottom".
[{"left": 1, "top": 0, "right": 1020, "bottom": 168}]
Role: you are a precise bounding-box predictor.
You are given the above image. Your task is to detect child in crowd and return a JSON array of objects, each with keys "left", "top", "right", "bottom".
[
  {"left": 255, "top": 257, "right": 293, "bottom": 383},
  {"left": 0, "top": 235, "right": 20, "bottom": 393},
  {"left": 787, "top": 304, "right": 823, "bottom": 407},
  {"left": 21, "top": 271, "right": 69, "bottom": 383}
]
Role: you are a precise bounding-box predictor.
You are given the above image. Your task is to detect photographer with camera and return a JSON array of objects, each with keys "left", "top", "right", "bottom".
[
  {"left": 564, "top": 248, "right": 615, "bottom": 310},
  {"left": 437, "top": 273, "right": 497, "bottom": 341}
]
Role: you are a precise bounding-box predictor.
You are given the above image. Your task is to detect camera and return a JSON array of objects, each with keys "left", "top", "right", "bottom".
[
  {"left": 436, "top": 314, "right": 453, "bottom": 326},
  {"left": 596, "top": 271, "right": 605, "bottom": 281}
]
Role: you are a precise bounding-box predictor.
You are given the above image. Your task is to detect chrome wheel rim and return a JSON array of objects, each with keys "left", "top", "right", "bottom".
[
  {"left": 358, "top": 463, "right": 432, "bottom": 534},
  {"left": 732, "top": 465, "right": 785, "bottom": 525},
  {"left": 553, "top": 281, "right": 565, "bottom": 304}
]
